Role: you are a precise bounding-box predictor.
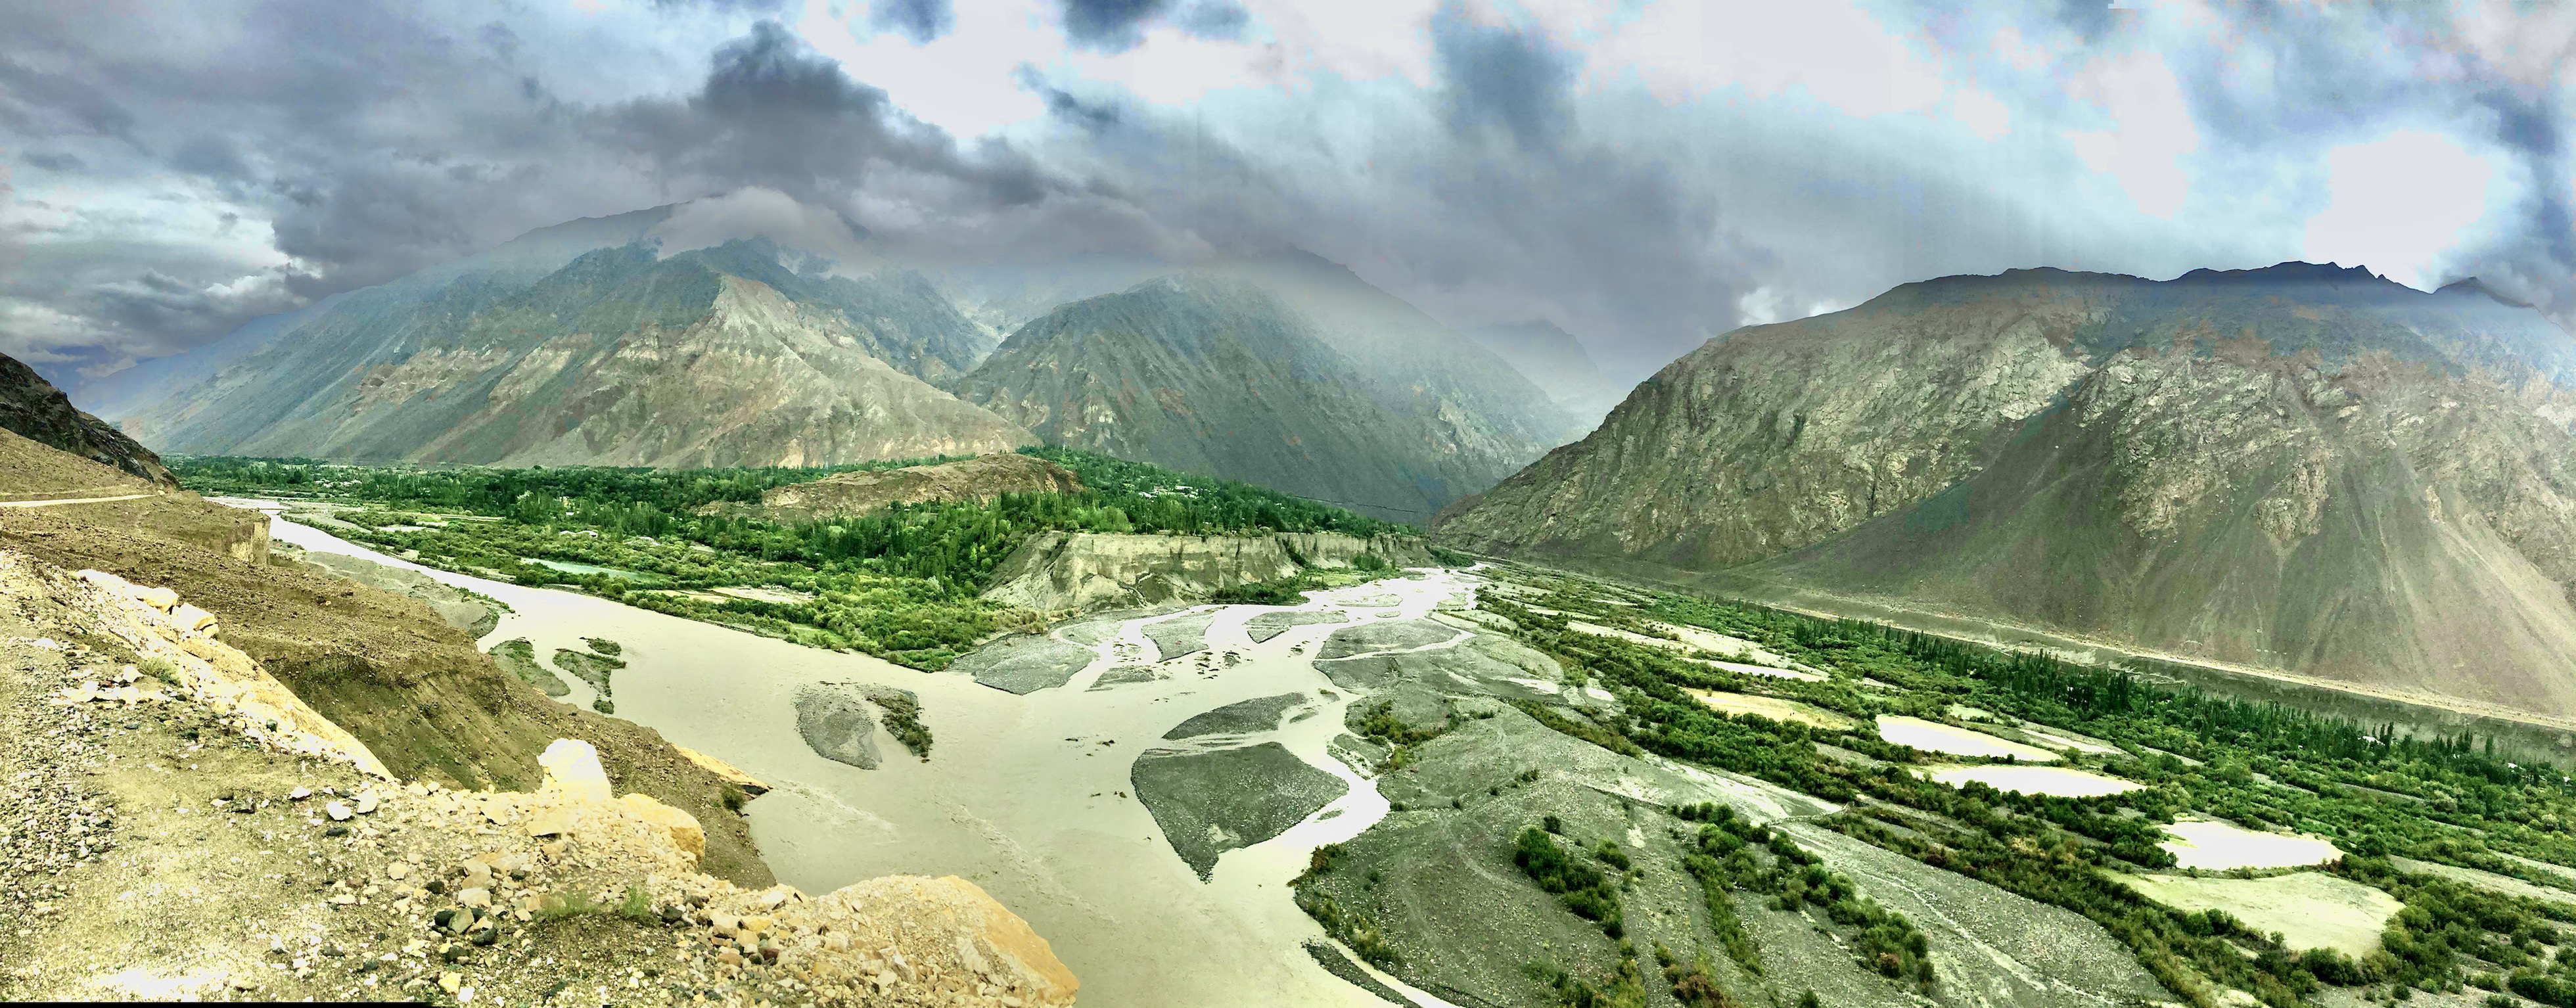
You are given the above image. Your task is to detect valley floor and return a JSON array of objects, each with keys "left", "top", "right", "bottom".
[{"left": 258, "top": 510, "right": 1463, "bottom": 1007}]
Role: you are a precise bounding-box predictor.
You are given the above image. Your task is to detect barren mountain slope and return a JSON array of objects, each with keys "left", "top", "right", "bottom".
[
  {"left": 1437, "top": 269, "right": 2128, "bottom": 567},
  {"left": 1, "top": 350, "right": 175, "bottom": 487},
  {"left": 953, "top": 257, "right": 1571, "bottom": 521},
  {"left": 120, "top": 237, "right": 1024, "bottom": 468},
  {"left": 1437, "top": 263, "right": 2576, "bottom": 714}
]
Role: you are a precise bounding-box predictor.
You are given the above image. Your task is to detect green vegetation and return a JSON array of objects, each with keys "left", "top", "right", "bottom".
[
  {"left": 1352, "top": 701, "right": 1448, "bottom": 771},
  {"left": 171, "top": 447, "right": 1410, "bottom": 669},
  {"left": 862, "top": 687, "right": 932, "bottom": 759},
  {"left": 1517, "top": 825, "right": 1628, "bottom": 937},
  {"left": 1294, "top": 844, "right": 1401, "bottom": 968},
  {"left": 1468, "top": 566, "right": 2576, "bottom": 1007}
]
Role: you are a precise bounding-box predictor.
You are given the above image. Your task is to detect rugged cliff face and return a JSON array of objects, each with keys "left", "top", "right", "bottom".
[
  {"left": 1438, "top": 263, "right": 2576, "bottom": 714},
  {"left": 0, "top": 350, "right": 175, "bottom": 488},
  {"left": 118, "top": 237, "right": 1026, "bottom": 469},
  {"left": 952, "top": 255, "right": 1571, "bottom": 522}
]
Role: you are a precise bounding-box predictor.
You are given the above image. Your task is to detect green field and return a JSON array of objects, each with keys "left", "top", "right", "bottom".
[
  {"left": 173, "top": 447, "right": 1411, "bottom": 669},
  {"left": 1440, "top": 565, "right": 2576, "bottom": 1008}
]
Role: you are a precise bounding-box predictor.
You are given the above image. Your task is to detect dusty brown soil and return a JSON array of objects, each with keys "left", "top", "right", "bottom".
[{"left": 0, "top": 469, "right": 771, "bottom": 887}]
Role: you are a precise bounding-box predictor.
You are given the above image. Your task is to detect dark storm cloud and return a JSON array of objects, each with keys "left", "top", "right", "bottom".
[
  {"left": 871, "top": 0, "right": 954, "bottom": 43},
  {"left": 1059, "top": 0, "right": 1172, "bottom": 51},
  {"left": 1055, "top": 0, "right": 1245, "bottom": 51},
  {"left": 1429, "top": 2, "right": 1574, "bottom": 152},
  {"left": 596, "top": 21, "right": 1064, "bottom": 210},
  {"left": 0, "top": 54, "right": 137, "bottom": 141},
  {"left": 0, "top": 5, "right": 1141, "bottom": 381}
]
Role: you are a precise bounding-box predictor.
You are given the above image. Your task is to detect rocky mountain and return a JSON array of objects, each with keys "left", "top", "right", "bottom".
[
  {"left": 1, "top": 349, "right": 175, "bottom": 488},
  {"left": 111, "top": 216, "right": 1028, "bottom": 468},
  {"left": 951, "top": 254, "right": 1573, "bottom": 521},
  {"left": 1465, "top": 319, "right": 1627, "bottom": 430},
  {"left": 1437, "top": 263, "right": 2576, "bottom": 716}
]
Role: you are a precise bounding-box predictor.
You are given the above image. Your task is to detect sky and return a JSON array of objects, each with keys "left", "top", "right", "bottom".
[{"left": 2, "top": 0, "right": 2572, "bottom": 390}]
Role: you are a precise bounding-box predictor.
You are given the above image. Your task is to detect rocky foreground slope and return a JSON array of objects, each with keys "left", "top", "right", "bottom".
[
  {"left": 1438, "top": 263, "right": 2576, "bottom": 716},
  {"left": 0, "top": 551, "right": 1074, "bottom": 1005}
]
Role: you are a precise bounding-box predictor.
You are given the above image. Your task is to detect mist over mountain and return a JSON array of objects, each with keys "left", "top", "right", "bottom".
[
  {"left": 103, "top": 204, "right": 1567, "bottom": 510},
  {"left": 1438, "top": 262, "right": 2576, "bottom": 714},
  {"left": 1463, "top": 319, "right": 1627, "bottom": 432},
  {"left": 952, "top": 254, "right": 1574, "bottom": 520}
]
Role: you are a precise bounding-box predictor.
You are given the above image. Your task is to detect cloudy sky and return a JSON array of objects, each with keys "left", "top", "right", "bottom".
[{"left": 3, "top": 0, "right": 2571, "bottom": 390}]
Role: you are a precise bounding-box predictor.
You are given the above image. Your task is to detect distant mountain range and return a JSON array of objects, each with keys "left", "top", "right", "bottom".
[
  {"left": 1438, "top": 262, "right": 2576, "bottom": 717},
  {"left": 1463, "top": 320, "right": 1627, "bottom": 430},
  {"left": 954, "top": 256, "right": 1572, "bottom": 520},
  {"left": 96, "top": 198, "right": 1570, "bottom": 520}
]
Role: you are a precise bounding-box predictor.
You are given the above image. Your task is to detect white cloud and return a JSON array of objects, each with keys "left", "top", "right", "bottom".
[
  {"left": 2059, "top": 51, "right": 2198, "bottom": 219},
  {"left": 645, "top": 187, "right": 869, "bottom": 262},
  {"left": 2303, "top": 130, "right": 2500, "bottom": 290},
  {"left": 1576, "top": 0, "right": 1950, "bottom": 119}
]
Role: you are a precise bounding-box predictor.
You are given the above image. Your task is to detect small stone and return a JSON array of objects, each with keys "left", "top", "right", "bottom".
[
  {"left": 325, "top": 802, "right": 352, "bottom": 821},
  {"left": 288, "top": 787, "right": 311, "bottom": 801},
  {"left": 470, "top": 927, "right": 499, "bottom": 947},
  {"left": 438, "top": 971, "right": 462, "bottom": 995},
  {"left": 457, "top": 886, "right": 492, "bottom": 909},
  {"left": 354, "top": 791, "right": 380, "bottom": 815},
  {"left": 386, "top": 863, "right": 408, "bottom": 881},
  {"left": 323, "top": 825, "right": 349, "bottom": 837}
]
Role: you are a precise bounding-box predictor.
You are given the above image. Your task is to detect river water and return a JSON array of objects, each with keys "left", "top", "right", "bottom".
[{"left": 239, "top": 504, "right": 1465, "bottom": 1008}]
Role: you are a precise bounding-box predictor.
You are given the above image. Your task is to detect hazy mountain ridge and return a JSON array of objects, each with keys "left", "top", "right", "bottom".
[
  {"left": 1464, "top": 319, "right": 1627, "bottom": 429},
  {"left": 1438, "top": 263, "right": 2576, "bottom": 714},
  {"left": 952, "top": 263, "right": 1572, "bottom": 520},
  {"left": 119, "top": 236, "right": 1027, "bottom": 468}
]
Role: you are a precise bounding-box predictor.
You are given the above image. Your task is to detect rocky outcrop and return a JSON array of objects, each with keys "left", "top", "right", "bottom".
[
  {"left": 981, "top": 530, "right": 1435, "bottom": 613},
  {"left": 23, "top": 557, "right": 390, "bottom": 779},
  {"left": 952, "top": 254, "right": 1572, "bottom": 522},
  {"left": 1439, "top": 263, "right": 2576, "bottom": 716},
  {"left": 0, "top": 350, "right": 175, "bottom": 487},
  {"left": 757, "top": 452, "right": 1082, "bottom": 522}
]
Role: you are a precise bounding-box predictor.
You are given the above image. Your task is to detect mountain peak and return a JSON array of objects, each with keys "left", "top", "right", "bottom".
[{"left": 2173, "top": 261, "right": 2389, "bottom": 286}]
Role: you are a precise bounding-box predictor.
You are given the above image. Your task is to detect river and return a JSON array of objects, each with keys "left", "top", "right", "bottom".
[{"left": 237, "top": 503, "right": 1464, "bottom": 1008}]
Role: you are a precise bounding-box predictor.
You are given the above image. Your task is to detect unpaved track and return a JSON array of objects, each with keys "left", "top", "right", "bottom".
[{"left": 0, "top": 492, "right": 161, "bottom": 508}]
